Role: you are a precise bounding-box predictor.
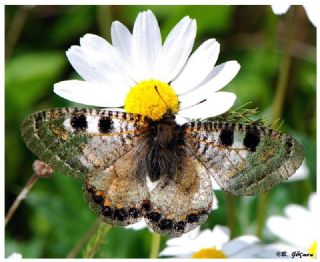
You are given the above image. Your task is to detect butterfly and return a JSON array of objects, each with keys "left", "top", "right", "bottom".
[{"left": 21, "top": 107, "right": 304, "bottom": 237}]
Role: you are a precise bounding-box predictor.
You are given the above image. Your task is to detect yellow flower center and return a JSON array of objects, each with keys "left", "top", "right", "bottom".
[
  {"left": 124, "top": 79, "right": 179, "bottom": 121},
  {"left": 308, "top": 241, "right": 317, "bottom": 258},
  {"left": 192, "top": 247, "right": 226, "bottom": 258}
]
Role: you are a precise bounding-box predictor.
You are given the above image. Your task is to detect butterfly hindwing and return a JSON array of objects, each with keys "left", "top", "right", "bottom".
[
  {"left": 21, "top": 108, "right": 148, "bottom": 179},
  {"left": 145, "top": 150, "right": 215, "bottom": 237},
  {"left": 184, "top": 121, "right": 304, "bottom": 196},
  {"left": 84, "top": 147, "right": 150, "bottom": 226}
]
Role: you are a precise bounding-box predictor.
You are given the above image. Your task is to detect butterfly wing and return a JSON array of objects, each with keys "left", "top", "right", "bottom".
[
  {"left": 184, "top": 121, "right": 304, "bottom": 196},
  {"left": 145, "top": 150, "right": 216, "bottom": 237},
  {"left": 21, "top": 108, "right": 148, "bottom": 179},
  {"left": 84, "top": 146, "right": 150, "bottom": 226}
]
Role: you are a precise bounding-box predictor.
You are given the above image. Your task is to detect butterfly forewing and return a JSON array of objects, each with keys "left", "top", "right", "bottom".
[
  {"left": 21, "top": 108, "right": 148, "bottom": 179},
  {"left": 184, "top": 121, "right": 304, "bottom": 196}
]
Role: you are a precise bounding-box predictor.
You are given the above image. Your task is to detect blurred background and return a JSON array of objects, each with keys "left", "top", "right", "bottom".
[{"left": 5, "top": 5, "right": 316, "bottom": 258}]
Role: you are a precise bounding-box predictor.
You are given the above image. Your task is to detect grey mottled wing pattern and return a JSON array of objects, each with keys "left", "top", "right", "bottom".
[
  {"left": 84, "top": 140, "right": 215, "bottom": 236},
  {"left": 21, "top": 108, "right": 148, "bottom": 179},
  {"left": 184, "top": 121, "right": 304, "bottom": 196},
  {"left": 84, "top": 147, "right": 150, "bottom": 226},
  {"left": 145, "top": 149, "right": 215, "bottom": 237}
]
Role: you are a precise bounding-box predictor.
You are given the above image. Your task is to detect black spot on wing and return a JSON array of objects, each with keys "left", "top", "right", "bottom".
[
  {"left": 146, "top": 211, "right": 161, "bottom": 222},
  {"left": 159, "top": 219, "right": 173, "bottom": 230},
  {"left": 71, "top": 114, "right": 87, "bottom": 132},
  {"left": 98, "top": 116, "right": 113, "bottom": 134},
  {"left": 243, "top": 126, "right": 260, "bottom": 152},
  {"left": 114, "top": 208, "right": 128, "bottom": 221},
  {"left": 219, "top": 128, "right": 234, "bottom": 146}
]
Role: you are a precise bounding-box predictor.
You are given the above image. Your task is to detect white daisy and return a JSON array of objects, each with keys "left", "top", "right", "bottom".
[
  {"left": 271, "top": 3, "right": 319, "bottom": 28},
  {"left": 260, "top": 193, "right": 317, "bottom": 258},
  {"left": 54, "top": 10, "right": 240, "bottom": 122},
  {"left": 7, "top": 252, "right": 22, "bottom": 259},
  {"left": 160, "top": 225, "right": 262, "bottom": 258}
]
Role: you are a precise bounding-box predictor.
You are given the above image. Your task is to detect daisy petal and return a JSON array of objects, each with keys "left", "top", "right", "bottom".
[
  {"left": 287, "top": 160, "right": 309, "bottom": 182},
  {"left": 178, "top": 92, "right": 236, "bottom": 119},
  {"left": 125, "top": 219, "right": 148, "bottom": 230},
  {"left": 208, "top": 225, "right": 230, "bottom": 249},
  {"left": 229, "top": 244, "right": 262, "bottom": 258},
  {"left": 178, "top": 61, "right": 240, "bottom": 108},
  {"left": 54, "top": 80, "right": 127, "bottom": 107},
  {"left": 223, "top": 236, "right": 260, "bottom": 257},
  {"left": 284, "top": 204, "right": 310, "bottom": 222},
  {"left": 66, "top": 45, "right": 107, "bottom": 82},
  {"left": 271, "top": 4, "right": 290, "bottom": 15},
  {"left": 79, "top": 34, "right": 134, "bottom": 86},
  {"left": 166, "top": 227, "right": 200, "bottom": 247},
  {"left": 160, "top": 246, "right": 192, "bottom": 257},
  {"left": 172, "top": 39, "right": 220, "bottom": 94},
  {"left": 267, "top": 216, "right": 309, "bottom": 249},
  {"left": 210, "top": 176, "right": 222, "bottom": 190},
  {"left": 66, "top": 35, "right": 133, "bottom": 88},
  {"left": 111, "top": 21, "right": 132, "bottom": 62},
  {"left": 153, "top": 16, "right": 196, "bottom": 83},
  {"left": 304, "top": 4, "right": 319, "bottom": 28},
  {"left": 111, "top": 21, "right": 135, "bottom": 78},
  {"left": 132, "top": 10, "right": 161, "bottom": 81},
  {"left": 308, "top": 193, "right": 317, "bottom": 214}
]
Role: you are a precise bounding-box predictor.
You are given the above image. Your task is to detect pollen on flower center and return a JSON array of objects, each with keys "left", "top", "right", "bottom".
[
  {"left": 124, "top": 79, "right": 179, "bottom": 121},
  {"left": 308, "top": 241, "right": 317, "bottom": 258},
  {"left": 191, "top": 247, "right": 226, "bottom": 258}
]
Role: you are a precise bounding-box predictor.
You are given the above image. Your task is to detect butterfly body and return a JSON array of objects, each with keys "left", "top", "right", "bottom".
[{"left": 21, "top": 107, "right": 304, "bottom": 236}]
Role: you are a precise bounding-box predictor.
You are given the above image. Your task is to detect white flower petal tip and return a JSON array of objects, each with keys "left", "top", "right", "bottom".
[
  {"left": 160, "top": 225, "right": 262, "bottom": 258},
  {"left": 271, "top": 4, "right": 318, "bottom": 28},
  {"left": 271, "top": 4, "right": 290, "bottom": 15},
  {"left": 287, "top": 160, "right": 309, "bottom": 182},
  {"left": 125, "top": 220, "right": 148, "bottom": 230},
  {"left": 172, "top": 38, "right": 220, "bottom": 94},
  {"left": 178, "top": 61, "right": 240, "bottom": 109},
  {"left": 54, "top": 80, "right": 126, "bottom": 107},
  {"left": 153, "top": 16, "right": 197, "bottom": 82},
  {"left": 179, "top": 92, "right": 236, "bottom": 119},
  {"left": 132, "top": 10, "right": 161, "bottom": 81},
  {"left": 7, "top": 253, "right": 22, "bottom": 259},
  {"left": 266, "top": 193, "right": 317, "bottom": 251},
  {"left": 304, "top": 4, "right": 319, "bottom": 28}
]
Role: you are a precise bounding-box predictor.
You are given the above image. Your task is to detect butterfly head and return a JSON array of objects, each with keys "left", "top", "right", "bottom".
[{"left": 124, "top": 79, "right": 179, "bottom": 121}]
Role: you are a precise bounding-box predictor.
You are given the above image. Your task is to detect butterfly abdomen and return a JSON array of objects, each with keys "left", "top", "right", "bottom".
[{"left": 139, "top": 116, "right": 186, "bottom": 182}]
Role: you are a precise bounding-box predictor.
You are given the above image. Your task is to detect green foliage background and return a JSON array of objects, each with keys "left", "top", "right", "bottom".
[{"left": 5, "top": 5, "right": 316, "bottom": 258}]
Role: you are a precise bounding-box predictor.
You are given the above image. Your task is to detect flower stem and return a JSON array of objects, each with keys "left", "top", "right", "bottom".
[
  {"left": 149, "top": 233, "right": 161, "bottom": 258},
  {"left": 82, "top": 222, "right": 112, "bottom": 258},
  {"left": 271, "top": 9, "right": 294, "bottom": 123},
  {"left": 5, "top": 160, "right": 53, "bottom": 226},
  {"left": 66, "top": 219, "right": 101, "bottom": 258},
  {"left": 226, "top": 192, "right": 235, "bottom": 239},
  {"left": 5, "top": 6, "right": 31, "bottom": 59},
  {"left": 256, "top": 7, "right": 294, "bottom": 238},
  {"left": 5, "top": 174, "right": 38, "bottom": 226},
  {"left": 255, "top": 192, "right": 268, "bottom": 237}
]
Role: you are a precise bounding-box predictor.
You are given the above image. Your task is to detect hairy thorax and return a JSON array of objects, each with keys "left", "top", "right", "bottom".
[{"left": 138, "top": 113, "right": 186, "bottom": 182}]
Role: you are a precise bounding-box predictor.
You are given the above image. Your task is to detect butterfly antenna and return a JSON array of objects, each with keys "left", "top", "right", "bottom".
[
  {"left": 154, "top": 85, "right": 170, "bottom": 112},
  {"left": 179, "top": 99, "right": 207, "bottom": 111}
]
